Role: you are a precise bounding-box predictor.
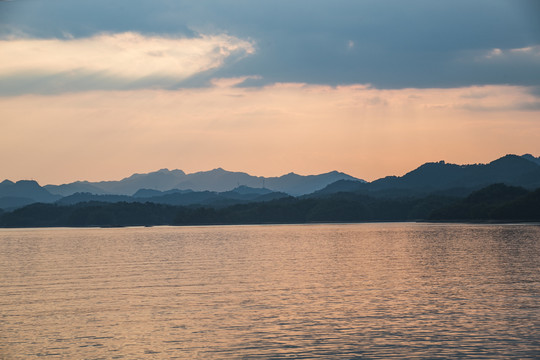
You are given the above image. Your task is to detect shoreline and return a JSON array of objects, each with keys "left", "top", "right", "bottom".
[{"left": 1, "top": 220, "right": 539, "bottom": 230}]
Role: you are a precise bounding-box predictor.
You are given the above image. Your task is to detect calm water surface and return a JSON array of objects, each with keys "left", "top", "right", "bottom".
[{"left": 0, "top": 223, "right": 539, "bottom": 359}]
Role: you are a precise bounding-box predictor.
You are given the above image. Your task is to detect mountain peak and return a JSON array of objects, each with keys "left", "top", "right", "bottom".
[
  {"left": 493, "top": 154, "right": 522, "bottom": 161},
  {"left": 521, "top": 154, "right": 540, "bottom": 166},
  {"left": 490, "top": 154, "right": 536, "bottom": 168},
  {"left": 15, "top": 180, "right": 41, "bottom": 188},
  {"left": 0, "top": 179, "right": 60, "bottom": 209},
  {"left": 18, "top": 167, "right": 361, "bottom": 198}
]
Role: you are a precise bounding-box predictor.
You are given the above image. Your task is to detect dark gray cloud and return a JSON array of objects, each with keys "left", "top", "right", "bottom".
[{"left": 1, "top": 0, "right": 539, "bottom": 93}]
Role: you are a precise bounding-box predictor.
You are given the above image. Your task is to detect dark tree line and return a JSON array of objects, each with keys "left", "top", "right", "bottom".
[
  {"left": 430, "top": 184, "right": 540, "bottom": 221},
  {"left": 0, "top": 184, "right": 539, "bottom": 228}
]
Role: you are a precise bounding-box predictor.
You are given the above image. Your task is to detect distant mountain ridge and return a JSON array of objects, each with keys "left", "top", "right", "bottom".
[
  {"left": 44, "top": 168, "right": 362, "bottom": 196},
  {"left": 522, "top": 154, "right": 540, "bottom": 166},
  {"left": 0, "top": 180, "right": 61, "bottom": 209},
  {"left": 315, "top": 154, "right": 540, "bottom": 196},
  {"left": 56, "top": 186, "right": 290, "bottom": 208},
  {"left": 3, "top": 183, "right": 539, "bottom": 227},
  {"left": 2, "top": 154, "right": 539, "bottom": 211}
]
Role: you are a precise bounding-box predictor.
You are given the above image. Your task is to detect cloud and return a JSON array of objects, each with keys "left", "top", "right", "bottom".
[
  {"left": 1, "top": 0, "right": 539, "bottom": 91},
  {"left": 460, "top": 101, "right": 540, "bottom": 112},
  {"left": 210, "top": 76, "right": 261, "bottom": 88},
  {"left": 477, "top": 45, "right": 540, "bottom": 61},
  {"left": 484, "top": 48, "right": 503, "bottom": 59},
  {"left": 0, "top": 32, "right": 255, "bottom": 94},
  {"left": 183, "top": 0, "right": 540, "bottom": 89},
  {"left": 453, "top": 84, "right": 540, "bottom": 112}
]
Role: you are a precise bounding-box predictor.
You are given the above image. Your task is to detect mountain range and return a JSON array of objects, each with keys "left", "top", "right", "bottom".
[
  {"left": 0, "top": 180, "right": 61, "bottom": 210},
  {"left": 55, "top": 186, "right": 289, "bottom": 208},
  {"left": 3, "top": 182, "right": 539, "bottom": 228},
  {"left": 1, "top": 154, "right": 539, "bottom": 212},
  {"left": 0, "top": 170, "right": 360, "bottom": 210},
  {"left": 43, "top": 169, "right": 360, "bottom": 196},
  {"left": 315, "top": 154, "right": 540, "bottom": 197}
]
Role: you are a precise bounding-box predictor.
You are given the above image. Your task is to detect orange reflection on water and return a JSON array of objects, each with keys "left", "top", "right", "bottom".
[{"left": 0, "top": 224, "right": 538, "bottom": 358}]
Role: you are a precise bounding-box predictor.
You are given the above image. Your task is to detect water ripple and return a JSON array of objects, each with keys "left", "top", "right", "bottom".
[{"left": 0, "top": 224, "right": 539, "bottom": 359}]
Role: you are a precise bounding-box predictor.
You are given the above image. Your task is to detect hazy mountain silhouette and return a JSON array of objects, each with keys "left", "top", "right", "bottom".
[
  {"left": 429, "top": 183, "right": 540, "bottom": 221},
  {"left": 317, "top": 154, "right": 540, "bottom": 196},
  {"left": 370, "top": 155, "right": 540, "bottom": 190},
  {"left": 0, "top": 197, "right": 37, "bottom": 210},
  {"left": 44, "top": 181, "right": 110, "bottom": 196},
  {"left": 0, "top": 180, "right": 60, "bottom": 210},
  {"left": 55, "top": 186, "right": 289, "bottom": 208},
  {"left": 45, "top": 168, "right": 361, "bottom": 196},
  {"left": 262, "top": 171, "right": 361, "bottom": 196},
  {"left": 522, "top": 154, "right": 540, "bottom": 166},
  {"left": 228, "top": 185, "right": 273, "bottom": 195},
  {"left": 7, "top": 183, "right": 538, "bottom": 227},
  {"left": 2, "top": 154, "right": 539, "bottom": 212},
  {"left": 45, "top": 169, "right": 187, "bottom": 196},
  {"left": 132, "top": 188, "right": 193, "bottom": 198},
  {"left": 4, "top": 153, "right": 540, "bottom": 228},
  {"left": 56, "top": 193, "right": 133, "bottom": 206}
]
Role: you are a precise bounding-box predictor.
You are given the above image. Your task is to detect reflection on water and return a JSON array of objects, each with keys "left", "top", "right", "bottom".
[{"left": 0, "top": 223, "right": 539, "bottom": 359}]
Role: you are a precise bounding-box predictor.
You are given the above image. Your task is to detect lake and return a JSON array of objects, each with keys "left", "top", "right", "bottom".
[{"left": 0, "top": 223, "right": 539, "bottom": 359}]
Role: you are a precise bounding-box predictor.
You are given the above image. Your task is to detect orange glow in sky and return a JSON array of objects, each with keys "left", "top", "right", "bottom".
[
  {"left": 2, "top": 2, "right": 539, "bottom": 185},
  {"left": 2, "top": 83, "right": 539, "bottom": 184}
]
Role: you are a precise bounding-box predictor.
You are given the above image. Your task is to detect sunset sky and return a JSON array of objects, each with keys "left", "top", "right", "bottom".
[{"left": 1, "top": 0, "right": 540, "bottom": 184}]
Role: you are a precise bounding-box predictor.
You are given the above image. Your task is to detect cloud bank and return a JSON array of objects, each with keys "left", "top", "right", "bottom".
[
  {"left": 0, "top": 32, "right": 254, "bottom": 94},
  {"left": 1, "top": 0, "right": 539, "bottom": 91}
]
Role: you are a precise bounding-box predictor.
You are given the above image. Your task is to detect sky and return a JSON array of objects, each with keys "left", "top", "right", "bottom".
[{"left": 1, "top": 0, "right": 540, "bottom": 184}]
